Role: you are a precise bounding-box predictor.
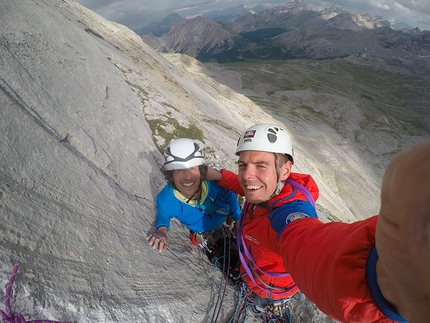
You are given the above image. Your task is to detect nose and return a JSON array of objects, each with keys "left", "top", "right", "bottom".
[
  {"left": 182, "top": 169, "right": 193, "bottom": 180},
  {"left": 240, "top": 165, "right": 254, "bottom": 181}
]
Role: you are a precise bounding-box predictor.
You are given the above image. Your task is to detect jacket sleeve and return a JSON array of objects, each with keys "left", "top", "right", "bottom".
[
  {"left": 210, "top": 180, "right": 242, "bottom": 221},
  {"left": 155, "top": 186, "right": 176, "bottom": 231},
  {"left": 219, "top": 169, "right": 244, "bottom": 195},
  {"left": 275, "top": 216, "right": 398, "bottom": 323}
]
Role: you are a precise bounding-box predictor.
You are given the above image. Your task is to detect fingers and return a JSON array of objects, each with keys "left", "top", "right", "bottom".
[
  {"left": 146, "top": 233, "right": 169, "bottom": 253},
  {"left": 156, "top": 237, "right": 168, "bottom": 252}
]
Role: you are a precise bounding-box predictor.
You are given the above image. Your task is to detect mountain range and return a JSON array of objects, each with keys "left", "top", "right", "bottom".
[{"left": 141, "top": 0, "right": 430, "bottom": 74}]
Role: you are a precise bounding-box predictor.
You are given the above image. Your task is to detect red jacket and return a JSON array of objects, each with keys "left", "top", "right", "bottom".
[
  {"left": 219, "top": 169, "right": 407, "bottom": 323},
  {"left": 219, "top": 169, "right": 319, "bottom": 300}
]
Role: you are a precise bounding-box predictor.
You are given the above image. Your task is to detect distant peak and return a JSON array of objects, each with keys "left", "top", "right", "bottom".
[{"left": 269, "top": 0, "right": 308, "bottom": 14}]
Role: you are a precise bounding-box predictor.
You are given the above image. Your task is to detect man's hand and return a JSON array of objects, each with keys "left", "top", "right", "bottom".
[
  {"left": 376, "top": 140, "right": 430, "bottom": 322},
  {"left": 146, "top": 226, "right": 169, "bottom": 252},
  {"left": 205, "top": 166, "right": 222, "bottom": 181}
]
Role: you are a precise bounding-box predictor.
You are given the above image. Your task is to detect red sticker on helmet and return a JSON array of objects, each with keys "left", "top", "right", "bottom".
[{"left": 244, "top": 130, "right": 256, "bottom": 138}]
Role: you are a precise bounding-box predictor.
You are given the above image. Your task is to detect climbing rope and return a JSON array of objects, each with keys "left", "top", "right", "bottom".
[
  {"left": 209, "top": 225, "right": 231, "bottom": 323},
  {"left": 1, "top": 260, "right": 73, "bottom": 323},
  {"left": 227, "top": 282, "right": 250, "bottom": 323}
]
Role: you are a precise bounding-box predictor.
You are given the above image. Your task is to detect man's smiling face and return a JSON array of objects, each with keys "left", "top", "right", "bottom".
[
  {"left": 237, "top": 150, "right": 290, "bottom": 204},
  {"left": 172, "top": 166, "right": 201, "bottom": 198}
]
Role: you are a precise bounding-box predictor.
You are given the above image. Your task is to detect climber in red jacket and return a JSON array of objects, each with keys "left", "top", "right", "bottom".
[{"left": 206, "top": 123, "right": 430, "bottom": 323}]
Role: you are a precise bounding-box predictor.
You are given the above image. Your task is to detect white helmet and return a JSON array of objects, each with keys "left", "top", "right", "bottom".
[
  {"left": 163, "top": 138, "right": 206, "bottom": 170},
  {"left": 236, "top": 124, "right": 294, "bottom": 163}
]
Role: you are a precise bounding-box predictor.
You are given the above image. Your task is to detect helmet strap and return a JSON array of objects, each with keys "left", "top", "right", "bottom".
[
  {"left": 274, "top": 153, "right": 281, "bottom": 180},
  {"left": 271, "top": 153, "right": 284, "bottom": 198},
  {"left": 185, "top": 183, "right": 202, "bottom": 204},
  {"left": 269, "top": 181, "right": 285, "bottom": 199}
]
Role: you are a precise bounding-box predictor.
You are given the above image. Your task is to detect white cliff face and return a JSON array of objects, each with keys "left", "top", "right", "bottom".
[{"left": 1, "top": 1, "right": 428, "bottom": 323}]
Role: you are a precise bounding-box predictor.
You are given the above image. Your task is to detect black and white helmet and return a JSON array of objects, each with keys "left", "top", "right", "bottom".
[{"left": 163, "top": 138, "right": 206, "bottom": 171}]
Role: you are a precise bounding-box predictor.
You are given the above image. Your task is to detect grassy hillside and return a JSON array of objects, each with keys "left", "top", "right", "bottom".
[{"left": 219, "top": 59, "right": 429, "bottom": 135}]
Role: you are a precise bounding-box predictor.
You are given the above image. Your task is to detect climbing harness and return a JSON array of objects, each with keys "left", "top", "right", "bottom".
[
  {"left": 1, "top": 260, "right": 72, "bottom": 323},
  {"left": 190, "top": 225, "right": 223, "bottom": 255},
  {"left": 228, "top": 282, "right": 294, "bottom": 323}
]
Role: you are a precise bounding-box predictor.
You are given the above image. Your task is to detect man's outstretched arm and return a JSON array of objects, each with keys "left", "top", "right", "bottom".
[{"left": 268, "top": 140, "right": 430, "bottom": 322}]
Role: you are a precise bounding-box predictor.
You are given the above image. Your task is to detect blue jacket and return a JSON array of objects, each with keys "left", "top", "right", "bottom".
[{"left": 156, "top": 180, "right": 241, "bottom": 233}]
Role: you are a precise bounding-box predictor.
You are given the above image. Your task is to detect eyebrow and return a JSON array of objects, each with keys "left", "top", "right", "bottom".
[{"left": 237, "top": 160, "right": 271, "bottom": 166}]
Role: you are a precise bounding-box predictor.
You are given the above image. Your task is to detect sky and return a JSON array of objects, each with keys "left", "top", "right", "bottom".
[{"left": 74, "top": 0, "right": 430, "bottom": 32}]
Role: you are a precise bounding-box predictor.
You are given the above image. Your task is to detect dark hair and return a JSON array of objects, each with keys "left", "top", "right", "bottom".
[{"left": 160, "top": 164, "right": 208, "bottom": 189}]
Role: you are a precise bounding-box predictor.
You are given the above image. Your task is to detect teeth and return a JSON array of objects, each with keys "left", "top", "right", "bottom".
[
  {"left": 246, "top": 185, "right": 261, "bottom": 190},
  {"left": 182, "top": 182, "right": 194, "bottom": 187}
]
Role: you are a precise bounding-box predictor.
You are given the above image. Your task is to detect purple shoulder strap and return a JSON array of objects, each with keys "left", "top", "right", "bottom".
[
  {"left": 237, "top": 203, "right": 295, "bottom": 295},
  {"left": 286, "top": 179, "right": 316, "bottom": 209}
]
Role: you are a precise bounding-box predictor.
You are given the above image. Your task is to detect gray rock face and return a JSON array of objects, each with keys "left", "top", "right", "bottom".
[{"left": 1, "top": 0, "right": 428, "bottom": 323}]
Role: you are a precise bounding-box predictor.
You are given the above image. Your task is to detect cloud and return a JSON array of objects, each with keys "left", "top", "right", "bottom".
[
  {"left": 396, "top": 0, "right": 430, "bottom": 14},
  {"left": 307, "top": 0, "right": 430, "bottom": 28},
  {"left": 84, "top": 0, "right": 219, "bottom": 29},
  {"left": 75, "top": 0, "right": 430, "bottom": 31}
]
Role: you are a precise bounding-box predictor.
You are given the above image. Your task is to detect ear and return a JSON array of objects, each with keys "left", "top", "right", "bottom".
[{"left": 279, "top": 160, "right": 292, "bottom": 181}]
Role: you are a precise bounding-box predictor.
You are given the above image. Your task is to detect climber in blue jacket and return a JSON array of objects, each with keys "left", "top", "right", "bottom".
[{"left": 146, "top": 138, "right": 241, "bottom": 274}]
